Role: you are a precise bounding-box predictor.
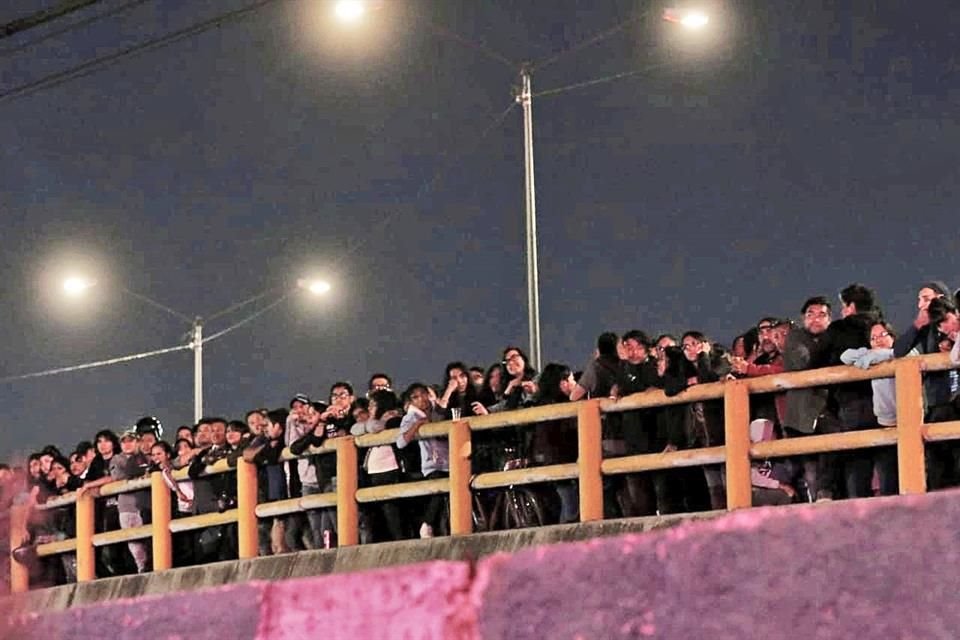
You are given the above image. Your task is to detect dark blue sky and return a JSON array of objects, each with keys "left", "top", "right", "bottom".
[{"left": 1, "top": 0, "right": 958, "bottom": 454}]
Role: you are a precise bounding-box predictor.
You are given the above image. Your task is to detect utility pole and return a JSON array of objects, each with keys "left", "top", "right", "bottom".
[
  {"left": 1, "top": 0, "right": 103, "bottom": 39},
  {"left": 192, "top": 318, "right": 203, "bottom": 423},
  {"left": 518, "top": 63, "right": 542, "bottom": 371}
]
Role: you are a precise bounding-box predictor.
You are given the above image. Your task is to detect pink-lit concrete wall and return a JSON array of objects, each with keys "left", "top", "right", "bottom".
[{"left": 5, "top": 489, "right": 960, "bottom": 639}]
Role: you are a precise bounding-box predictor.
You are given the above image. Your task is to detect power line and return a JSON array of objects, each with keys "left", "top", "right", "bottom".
[
  {"left": 0, "top": 343, "right": 189, "bottom": 384},
  {"left": 203, "top": 286, "right": 284, "bottom": 324},
  {"left": 529, "top": 8, "right": 651, "bottom": 74},
  {"left": 0, "top": 0, "right": 152, "bottom": 59},
  {"left": 202, "top": 293, "right": 290, "bottom": 345},
  {"left": 426, "top": 21, "right": 517, "bottom": 71},
  {"left": 1, "top": 0, "right": 105, "bottom": 39},
  {"left": 532, "top": 60, "right": 677, "bottom": 99},
  {"left": 0, "top": 0, "right": 286, "bottom": 106}
]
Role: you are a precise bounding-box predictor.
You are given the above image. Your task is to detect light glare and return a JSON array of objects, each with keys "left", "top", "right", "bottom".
[
  {"left": 298, "top": 278, "right": 332, "bottom": 295},
  {"left": 334, "top": 0, "right": 365, "bottom": 23},
  {"left": 63, "top": 276, "right": 95, "bottom": 297},
  {"left": 680, "top": 11, "right": 709, "bottom": 29}
]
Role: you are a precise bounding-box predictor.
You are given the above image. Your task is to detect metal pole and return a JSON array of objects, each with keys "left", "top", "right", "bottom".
[
  {"left": 519, "top": 65, "right": 542, "bottom": 371},
  {"left": 193, "top": 318, "right": 203, "bottom": 423}
]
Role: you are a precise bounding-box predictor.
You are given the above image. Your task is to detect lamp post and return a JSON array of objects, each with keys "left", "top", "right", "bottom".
[
  {"left": 517, "top": 65, "right": 541, "bottom": 371},
  {"left": 333, "top": 3, "right": 710, "bottom": 371},
  {"left": 516, "top": 11, "right": 709, "bottom": 370},
  {"left": 61, "top": 276, "right": 331, "bottom": 422}
]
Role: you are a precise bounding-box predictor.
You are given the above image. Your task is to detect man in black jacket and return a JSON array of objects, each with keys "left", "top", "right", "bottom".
[
  {"left": 615, "top": 330, "right": 671, "bottom": 515},
  {"left": 811, "top": 283, "right": 882, "bottom": 498}
]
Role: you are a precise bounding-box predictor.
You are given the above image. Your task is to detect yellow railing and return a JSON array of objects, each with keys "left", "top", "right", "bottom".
[{"left": 8, "top": 353, "right": 952, "bottom": 592}]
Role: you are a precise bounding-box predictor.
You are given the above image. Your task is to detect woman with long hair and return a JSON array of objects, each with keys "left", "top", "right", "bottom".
[
  {"left": 663, "top": 331, "right": 732, "bottom": 510},
  {"left": 436, "top": 361, "right": 482, "bottom": 420},
  {"left": 530, "top": 363, "right": 579, "bottom": 523},
  {"left": 351, "top": 389, "right": 407, "bottom": 541}
]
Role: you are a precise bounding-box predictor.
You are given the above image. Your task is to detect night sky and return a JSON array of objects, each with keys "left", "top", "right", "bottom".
[{"left": 1, "top": 0, "right": 958, "bottom": 455}]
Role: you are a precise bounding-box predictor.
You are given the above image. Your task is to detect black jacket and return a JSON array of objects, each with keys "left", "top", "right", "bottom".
[
  {"left": 616, "top": 359, "right": 660, "bottom": 453},
  {"left": 663, "top": 348, "right": 731, "bottom": 448},
  {"left": 812, "top": 312, "right": 879, "bottom": 419},
  {"left": 894, "top": 323, "right": 952, "bottom": 410}
]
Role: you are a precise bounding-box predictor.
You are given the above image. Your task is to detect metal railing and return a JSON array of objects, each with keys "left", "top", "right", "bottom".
[{"left": 8, "top": 353, "right": 955, "bottom": 592}]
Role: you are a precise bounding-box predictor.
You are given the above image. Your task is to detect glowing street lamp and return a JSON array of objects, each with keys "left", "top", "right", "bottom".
[
  {"left": 298, "top": 278, "right": 332, "bottom": 295},
  {"left": 62, "top": 276, "right": 96, "bottom": 297},
  {"left": 663, "top": 8, "right": 710, "bottom": 30},
  {"left": 59, "top": 275, "right": 332, "bottom": 421},
  {"left": 334, "top": 0, "right": 365, "bottom": 24}
]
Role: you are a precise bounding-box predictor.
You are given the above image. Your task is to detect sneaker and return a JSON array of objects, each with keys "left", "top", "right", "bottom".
[{"left": 419, "top": 523, "right": 434, "bottom": 539}]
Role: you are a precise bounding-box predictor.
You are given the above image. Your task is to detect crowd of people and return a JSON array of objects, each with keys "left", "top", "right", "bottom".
[{"left": 4, "top": 280, "right": 960, "bottom": 586}]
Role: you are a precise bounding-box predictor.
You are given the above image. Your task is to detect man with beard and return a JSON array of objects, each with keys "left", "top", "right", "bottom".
[
  {"left": 782, "top": 296, "right": 833, "bottom": 501},
  {"left": 732, "top": 317, "right": 787, "bottom": 426}
]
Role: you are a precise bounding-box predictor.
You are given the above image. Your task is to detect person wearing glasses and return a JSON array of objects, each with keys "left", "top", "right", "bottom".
[
  {"left": 809, "top": 283, "right": 883, "bottom": 499},
  {"left": 840, "top": 321, "right": 900, "bottom": 496}
]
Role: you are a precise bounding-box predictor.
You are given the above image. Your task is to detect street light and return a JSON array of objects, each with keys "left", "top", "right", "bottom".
[
  {"left": 298, "top": 278, "right": 332, "bottom": 296},
  {"left": 332, "top": 8, "right": 709, "bottom": 371},
  {"left": 518, "top": 13, "right": 709, "bottom": 370},
  {"left": 61, "top": 276, "right": 331, "bottom": 422},
  {"left": 334, "top": 0, "right": 366, "bottom": 24},
  {"left": 663, "top": 8, "right": 710, "bottom": 29},
  {"left": 62, "top": 276, "right": 95, "bottom": 297}
]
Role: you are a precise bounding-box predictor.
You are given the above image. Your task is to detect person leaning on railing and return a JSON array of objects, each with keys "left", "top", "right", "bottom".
[
  {"left": 77, "top": 429, "right": 150, "bottom": 574},
  {"left": 243, "top": 409, "right": 291, "bottom": 556},
  {"left": 612, "top": 330, "right": 667, "bottom": 516},
  {"left": 350, "top": 389, "right": 407, "bottom": 542},
  {"left": 809, "top": 284, "right": 884, "bottom": 500},
  {"left": 663, "top": 332, "right": 731, "bottom": 511},
  {"left": 781, "top": 296, "right": 834, "bottom": 502},
  {"left": 841, "top": 320, "right": 900, "bottom": 496},
  {"left": 397, "top": 383, "right": 449, "bottom": 539},
  {"left": 530, "top": 363, "right": 579, "bottom": 524}
]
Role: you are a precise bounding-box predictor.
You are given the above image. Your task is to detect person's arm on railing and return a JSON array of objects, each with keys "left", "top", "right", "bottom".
[
  {"left": 893, "top": 324, "right": 923, "bottom": 358},
  {"left": 842, "top": 347, "right": 895, "bottom": 369},
  {"left": 187, "top": 447, "right": 212, "bottom": 480},
  {"left": 76, "top": 474, "right": 113, "bottom": 497},
  {"left": 226, "top": 437, "right": 250, "bottom": 468},
  {"left": 396, "top": 410, "right": 427, "bottom": 447},
  {"left": 289, "top": 427, "right": 324, "bottom": 456}
]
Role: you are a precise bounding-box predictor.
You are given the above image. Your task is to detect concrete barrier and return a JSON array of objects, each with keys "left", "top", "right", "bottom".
[{"left": 5, "top": 490, "right": 960, "bottom": 638}]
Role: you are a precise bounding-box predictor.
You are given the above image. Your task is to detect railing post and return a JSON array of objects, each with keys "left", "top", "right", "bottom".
[
  {"left": 336, "top": 436, "right": 359, "bottom": 546},
  {"left": 9, "top": 504, "right": 29, "bottom": 593},
  {"left": 448, "top": 420, "right": 473, "bottom": 535},
  {"left": 578, "top": 399, "right": 604, "bottom": 522},
  {"left": 150, "top": 471, "right": 172, "bottom": 571},
  {"left": 896, "top": 358, "right": 926, "bottom": 494},
  {"left": 723, "top": 380, "right": 752, "bottom": 510},
  {"left": 236, "top": 459, "right": 259, "bottom": 559},
  {"left": 75, "top": 492, "right": 96, "bottom": 581}
]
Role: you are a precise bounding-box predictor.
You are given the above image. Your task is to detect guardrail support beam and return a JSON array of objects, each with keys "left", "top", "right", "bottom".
[
  {"left": 336, "top": 436, "right": 359, "bottom": 546},
  {"left": 724, "top": 381, "right": 752, "bottom": 510},
  {"left": 578, "top": 399, "right": 604, "bottom": 522},
  {"left": 448, "top": 420, "right": 473, "bottom": 535},
  {"left": 10, "top": 504, "right": 30, "bottom": 593},
  {"left": 150, "top": 471, "right": 173, "bottom": 571},
  {"left": 236, "top": 459, "right": 259, "bottom": 559},
  {"left": 75, "top": 491, "right": 96, "bottom": 581},
  {"left": 896, "top": 358, "right": 926, "bottom": 494}
]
